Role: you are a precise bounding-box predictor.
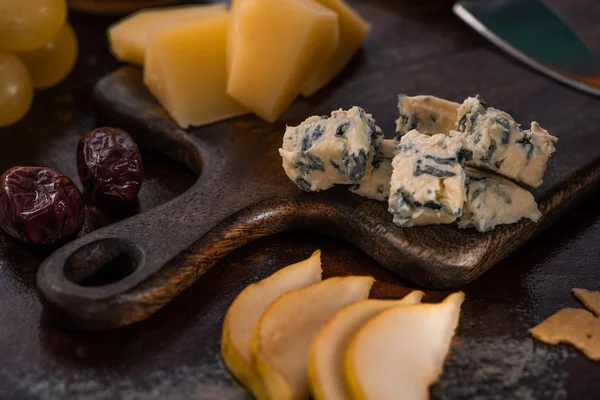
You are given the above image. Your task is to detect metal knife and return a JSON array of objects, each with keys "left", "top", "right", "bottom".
[{"left": 453, "top": 0, "right": 600, "bottom": 97}]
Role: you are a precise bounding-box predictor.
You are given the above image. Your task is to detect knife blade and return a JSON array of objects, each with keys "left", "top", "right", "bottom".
[{"left": 453, "top": 0, "right": 600, "bottom": 97}]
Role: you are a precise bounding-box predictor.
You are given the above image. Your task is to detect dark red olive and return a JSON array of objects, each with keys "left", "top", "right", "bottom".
[
  {"left": 0, "top": 167, "right": 85, "bottom": 245},
  {"left": 77, "top": 127, "right": 144, "bottom": 204}
]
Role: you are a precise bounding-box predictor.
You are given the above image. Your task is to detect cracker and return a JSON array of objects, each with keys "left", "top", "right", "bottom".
[
  {"left": 572, "top": 288, "right": 600, "bottom": 317},
  {"left": 529, "top": 308, "right": 600, "bottom": 361}
]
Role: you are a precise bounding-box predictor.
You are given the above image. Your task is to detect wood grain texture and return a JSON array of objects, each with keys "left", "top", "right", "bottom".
[
  {"left": 0, "top": 2, "right": 600, "bottom": 398},
  {"left": 36, "top": 0, "right": 600, "bottom": 331}
]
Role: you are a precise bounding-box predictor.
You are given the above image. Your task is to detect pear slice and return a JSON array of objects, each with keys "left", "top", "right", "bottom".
[
  {"left": 344, "top": 292, "right": 465, "bottom": 400},
  {"left": 253, "top": 276, "right": 375, "bottom": 400},
  {"left": 221, "top": 250, "right": 322, "bottom": 399},
  {"left": 308, "top": 291, "right": 425, "bottom": 400}
]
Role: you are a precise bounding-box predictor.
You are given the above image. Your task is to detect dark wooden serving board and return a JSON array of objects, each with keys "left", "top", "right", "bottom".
[
  {"left": 35, "top": 1, "right": 600, "bottom": 330},
  {"left": 2, "top": 1, "right": 600, "bottom": 399}
]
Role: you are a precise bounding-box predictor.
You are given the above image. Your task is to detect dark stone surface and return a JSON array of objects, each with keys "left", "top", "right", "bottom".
[{"left": 1, "top": 0, "right": 599, "bottom": 399}]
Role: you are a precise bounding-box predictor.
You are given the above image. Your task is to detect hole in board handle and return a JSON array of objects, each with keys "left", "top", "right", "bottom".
[{"left": 64, "top": 238, "right": 144, "bottom": 287}]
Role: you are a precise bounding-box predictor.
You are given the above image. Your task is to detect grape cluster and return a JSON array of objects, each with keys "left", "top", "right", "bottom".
[{"left": 0, "top": 0, "right": 78, "bottom": 127}]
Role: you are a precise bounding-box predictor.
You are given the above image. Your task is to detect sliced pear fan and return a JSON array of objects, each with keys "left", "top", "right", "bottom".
[
  {"left": 344, "top": 292, "right": 465, "bottom": 400},
  {"left": 308, "top": 291, "right": 425, "bottom": 400},
  {"left": 253, "top": 276, "right": 375, "bottom": 400},
  {"left": 221, "top": 250, "right": 323, "bottom": 398}
]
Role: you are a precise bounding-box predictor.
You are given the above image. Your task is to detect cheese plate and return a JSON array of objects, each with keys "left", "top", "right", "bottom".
[
  {"left": 37, "top": 55, "right": 600, "bottom": 330},
  {"left": 1, "top": 2, "right": 600, "bottom": 398}
]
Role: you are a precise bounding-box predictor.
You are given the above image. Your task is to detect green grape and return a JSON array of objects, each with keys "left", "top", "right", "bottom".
[
  {"left": 18, "top": 23, "right": 78, "bottom": 89},
  {"left": 0, "top": 0, "right": 67, "bottom": 52},
  {"left": 0, "top": 51, "right": 34, "bottom": 127}
]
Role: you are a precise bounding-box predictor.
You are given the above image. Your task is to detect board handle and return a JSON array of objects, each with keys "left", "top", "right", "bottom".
[
  {"left": 35, "top": 66, "right": 210, "bottom": 330},
  {"left": 35, "top": 67, "right": 373, "bottom": 331},
  {"left": 36, "top": 197, "right": 366, "bottom": 330}
]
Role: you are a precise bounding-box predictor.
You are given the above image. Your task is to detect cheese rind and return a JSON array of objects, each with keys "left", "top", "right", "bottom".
[
  {"left": 227, "top": 0, "right": 339, "bottom": 122},
  {"left": 388, "top": 130, "right": 471, "bottom": 227},
  {"left": 395, "top": 94, "right": 460, "bottom": 137},
  {"left": 459, "top": 168, "right": 541, "bottom": 232},
  {"left": 107, "top": 3, "right": 226, "bottom": 66},
  {"left": 300, "top": 0, "right": 370, "bottom": 96},
  {"left": 350, "top": 139, "right": 394, "bottom": 201},
  {"left": 143, "top": 11, "right": 248, "bottom": 129},
  {"left": 452, "top": 96, "right": 557, "bottom": 188},
  {"left": 279, "top": 107, "right": 383, "bottom": 191}
]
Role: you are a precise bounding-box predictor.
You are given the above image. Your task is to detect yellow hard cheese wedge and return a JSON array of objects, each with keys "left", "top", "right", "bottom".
[
  {"left": 225, "top": 0, "right": 244, "bottom": 75},
  {"left": 301, "top": 0, "right": 370, "bottom": 96},
  {"left": 229, "top": 0, "right": 244, "bottom": 9},
  {"left": 227, "top": 0, "right": 339, "bottom": 122},
  {"left": 144, "top": 11, "right": 248, "bottom": 129},
  {"left": 107, "top": 3, "right": 226, "bottom": 66}
]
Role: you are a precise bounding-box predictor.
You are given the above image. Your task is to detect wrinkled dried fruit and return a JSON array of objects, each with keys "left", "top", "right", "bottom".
[
  {"left": 77, "top": 127, "right": 144, "bottom": 204},
  {"left": 0, "top": 166, "right": 85, "bottom": 245}
]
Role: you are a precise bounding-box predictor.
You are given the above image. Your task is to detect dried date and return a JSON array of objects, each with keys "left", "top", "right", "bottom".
[
  {"left": 0, "top": 167, "right": 85, "bottom": 245},
  {"left": 77, "top": 127, "right": 143, "bottom": 204}
]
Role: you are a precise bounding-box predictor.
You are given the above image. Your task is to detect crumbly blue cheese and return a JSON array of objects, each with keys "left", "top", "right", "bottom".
[
  {"left": 388, "top": 130, "right": 472, "bottom": 227},
  {"left": 460, "top": 168, "right": 542, "bottom": 232},
  {"left": 279, "top": 107, "right": 384, "bottom": 191},
  {"left": 350, "top": 139, "right": 395, "bottom": 201},
  {"left": 452, "top": 96, "right": 557, "bottom": 188},
  {"left": 395, "top": 94, "right": 460, "bottom": 137}
]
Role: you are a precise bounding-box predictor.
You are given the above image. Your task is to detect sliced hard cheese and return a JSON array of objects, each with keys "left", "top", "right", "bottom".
[
  {"left": 144, "top": 11, "right": 248, "bottom": 129},
  {"left": 300, "top": 0, "right": 370, "bottom": 96},
  {"left": 227, "top": 0, "right": 339, "bottom": 122},
  {"left": 107, "top": 3, "right": 226, "bottom": 66},
  {"left": 229, "top": 0, "right": 244, "bottom": 10}
]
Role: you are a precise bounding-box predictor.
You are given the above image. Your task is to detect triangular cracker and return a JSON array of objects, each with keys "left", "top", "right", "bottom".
[{"left": 572, "top": 288, "right": 600, "bottom": 317}]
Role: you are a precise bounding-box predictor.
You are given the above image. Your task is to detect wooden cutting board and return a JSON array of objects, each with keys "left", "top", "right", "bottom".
[
  {"left": 35, "top": 1, "right": 600, "bottom": 331},
  {"left": 1, "top": 2, "right": 599, "bottom": 399}
]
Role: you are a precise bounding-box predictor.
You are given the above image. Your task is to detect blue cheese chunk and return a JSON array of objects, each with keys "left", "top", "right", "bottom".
[
  {"left": 350, "top": 139, "right": 395, "bottom": 201},
  {"left": 395, "top": 94, "right": 460, "bottom": 137},
  {"left": 388, "top": 130, "right": 472, "bottom": 227},
  {"left": 460, "top": 168, "right": 542, "bottom": 232},
  {"left": 453, "top": 96, "right": 557, "bottom": 188},
  {"left": 279, "top": 107, "right": 383, "bottom": 191}
]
